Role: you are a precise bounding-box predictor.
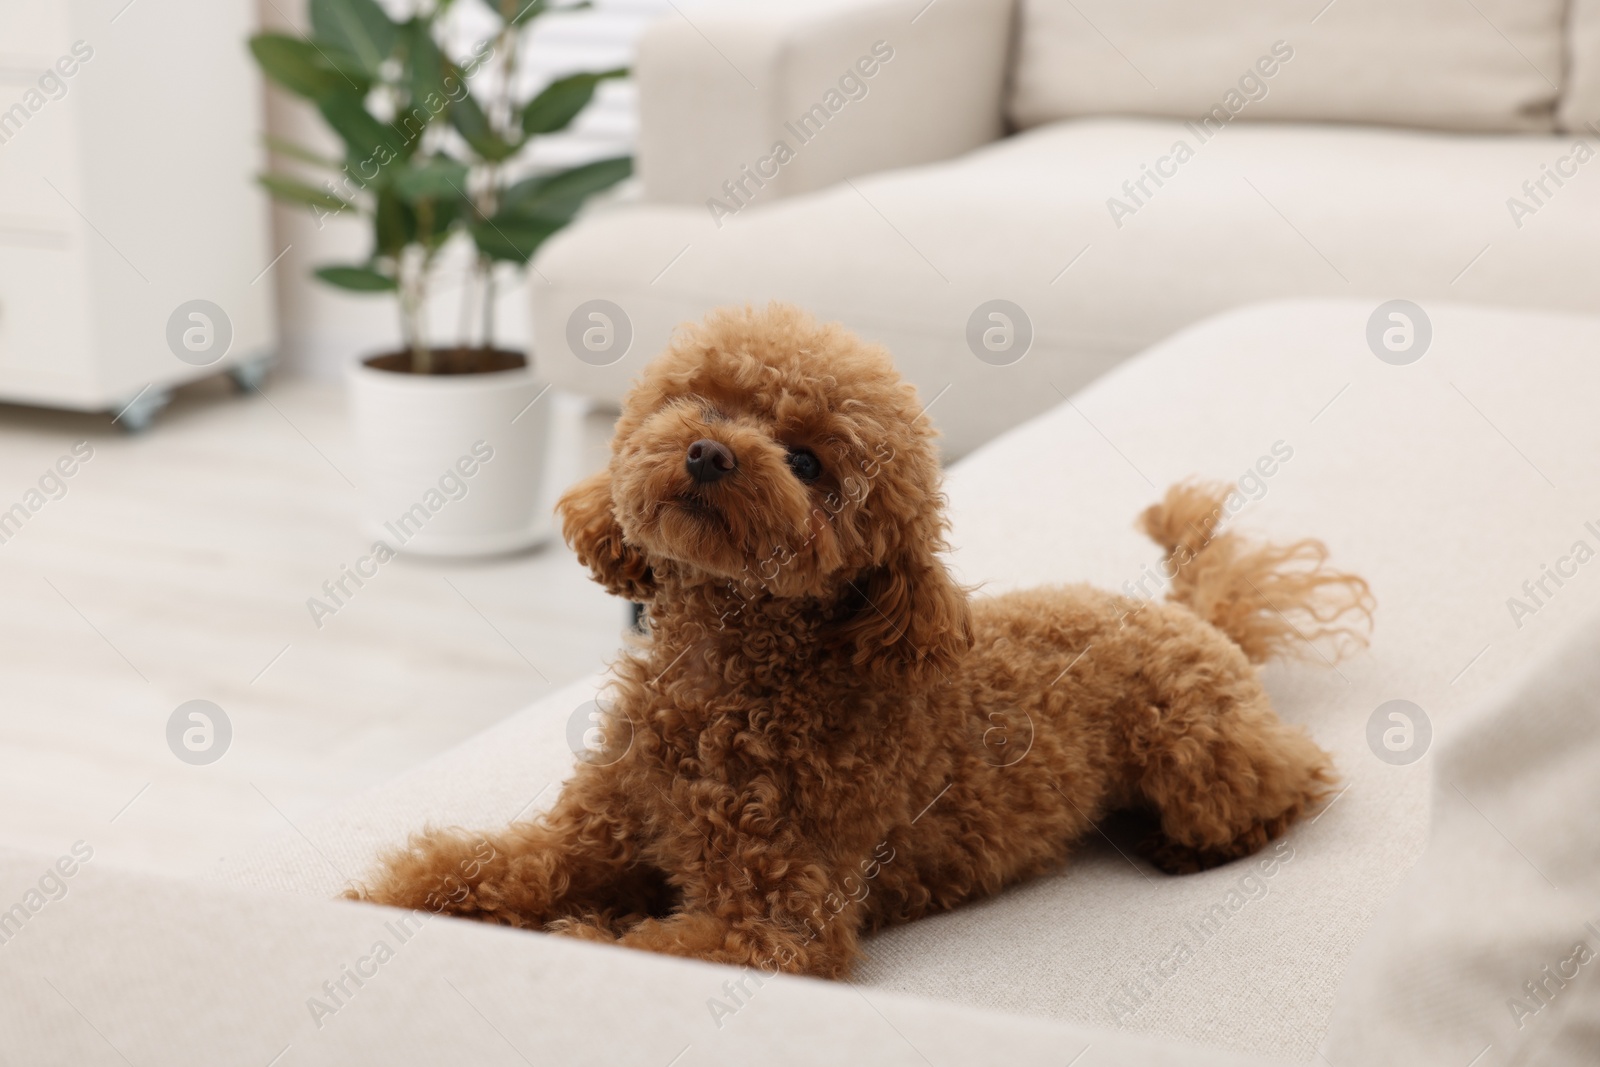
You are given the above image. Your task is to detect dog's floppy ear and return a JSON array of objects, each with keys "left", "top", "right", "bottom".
[
  {"left": 835, "top": 546, "right": 972, "bottom": 685},
  {"left": 557, "top": 469, "right": 657, "bottom": 601}
]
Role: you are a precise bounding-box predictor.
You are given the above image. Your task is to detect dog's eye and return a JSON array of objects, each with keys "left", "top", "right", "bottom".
[{"left": 786, "top": 447, "right": 822, "bottom": 483}]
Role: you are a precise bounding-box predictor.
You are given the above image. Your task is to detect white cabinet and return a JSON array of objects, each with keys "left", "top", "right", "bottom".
[{"left": 0, "top": 0, "right": 275, "bottom": 423}]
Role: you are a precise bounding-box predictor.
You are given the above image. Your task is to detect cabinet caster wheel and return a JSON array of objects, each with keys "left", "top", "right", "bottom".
[
  {"left": 227, "top": 356, "right": 274, "bottom": 393},
  {"left": 113, "top": 386, "right": 173, "bottom": 433}
]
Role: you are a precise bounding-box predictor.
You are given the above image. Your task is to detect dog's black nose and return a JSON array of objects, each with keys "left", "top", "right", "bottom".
[{"left": 685, "top": 439, "right": 735, "bottom": 484}]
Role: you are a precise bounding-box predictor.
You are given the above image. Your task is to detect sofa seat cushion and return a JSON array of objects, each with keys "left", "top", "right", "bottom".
[
  {"left": 1008, "top": 0, "right": 1565, "bottom": 133},
  {"left": 221, "top": 299, "right": 1600, "bottom": 1061},
  {"left": 531, "top": 118, "right": 1600, "bottom": 457},
  {"left": 0, "top": 849, "right": 1255, "bottom": 1067}
]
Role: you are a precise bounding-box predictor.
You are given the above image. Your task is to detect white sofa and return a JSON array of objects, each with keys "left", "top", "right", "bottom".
[
  {"left": 5, "top": 299, "right": 1598, "bottom": 1062},
  {"left": 529, "top": 0, "right": 1600, "bottom": 457},
  {"left": 184, "top": 299, "right": 1597, "bottom": 1064}
]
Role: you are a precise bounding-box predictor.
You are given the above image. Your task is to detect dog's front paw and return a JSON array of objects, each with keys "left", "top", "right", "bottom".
[{"left": 348, "top": 828, "right": 540, "bottom": 927}]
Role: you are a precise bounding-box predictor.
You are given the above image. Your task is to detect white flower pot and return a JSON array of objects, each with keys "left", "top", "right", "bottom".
[{"left": 346, "top": 352, "right": 553, "bottom": 557}]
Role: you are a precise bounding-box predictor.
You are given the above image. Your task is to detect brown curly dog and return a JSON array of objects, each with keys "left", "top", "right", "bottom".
[{"left": 350, "top": 303, "right": 1372, "bottom": 979}]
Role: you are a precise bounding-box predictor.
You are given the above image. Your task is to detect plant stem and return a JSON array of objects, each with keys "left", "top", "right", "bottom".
[
  {"left": 458, "top": 246, "right": 476, "bottom": 344},
  {"left": 480, "top": 257, "right": 496, "bottom": 349},
  {"left": 472, "top": 12, "right": 519, "bottom": 352},
  {"left": 400, "top": 248, "right": 432, "bottom": 374}
]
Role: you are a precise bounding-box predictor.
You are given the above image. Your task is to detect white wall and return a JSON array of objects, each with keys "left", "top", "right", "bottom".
[{"left": 255, "top": 0, "right": 670, "bottom": 379}]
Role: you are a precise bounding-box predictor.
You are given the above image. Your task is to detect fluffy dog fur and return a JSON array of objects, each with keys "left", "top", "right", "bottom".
[{"left": 351, "top": 303, "right": 1373, "bottom": 978}]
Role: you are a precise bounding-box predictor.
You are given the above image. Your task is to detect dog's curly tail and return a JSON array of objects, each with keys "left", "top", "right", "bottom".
[{"left": 1139, "top": 481, "right": 1374, "bottom": 665}]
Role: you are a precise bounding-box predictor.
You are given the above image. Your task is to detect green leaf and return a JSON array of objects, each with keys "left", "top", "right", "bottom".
[
  {"left": 404, "top": 18, "right": 448, "bottom": 111},
  {"left": 309, "top": 0, "right": 398, "bottom": 77},
  {"left": 374, "top": 189, "right": 417, "bottom": 260},
  {"left": 249, "top": 34, "right": 367, "bottom": 100},
  {"left": 405, "top": 194, "right": 462, "bottom": 254},
  {"left": 263, "top": 135, "right": 341, "bottom": 170},
  {"left": 470, "top": 210, "right": 562, "bottom": 264},
  {"left": 315, "top": 265, "right": 397, "bottom": 291},
  {"left": 392, "top": 155, "right": 471, "bottom": 202},
  {"left": 258, "top": 173, "right": 353, "bottom": 212},
  {"left": 500, "top": 155, "right": 631, "bottom": 221},
  {"left": 318, "top": 89, "right": 405, "bottom": 169},
  {"left": 449, "top": 91, "right": 519, "bottom": 162},
  {"left": 521, "top": 68, "right": 626, "bottom": 136}
]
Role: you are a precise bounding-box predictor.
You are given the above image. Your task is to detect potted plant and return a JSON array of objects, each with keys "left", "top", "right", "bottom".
[{"left": 250, "top": 0, "right": 630, "bottom": 555}]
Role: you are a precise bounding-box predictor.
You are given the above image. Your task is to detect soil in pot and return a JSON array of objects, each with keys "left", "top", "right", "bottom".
[{"left": 363, "top": 347, "right": 528, "bottom": 376}]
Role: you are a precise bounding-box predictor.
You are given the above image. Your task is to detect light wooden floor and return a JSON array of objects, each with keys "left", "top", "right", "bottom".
[{"left": 0, "top": 374, "right": 624, "bottom": 879}]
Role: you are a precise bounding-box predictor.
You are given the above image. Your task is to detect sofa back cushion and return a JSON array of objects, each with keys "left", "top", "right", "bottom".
[{"left": 1008, "top": 0, "right": 1566, "bottom": 134}]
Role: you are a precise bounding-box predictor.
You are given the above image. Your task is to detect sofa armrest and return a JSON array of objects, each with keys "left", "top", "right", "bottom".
[{"left": 636, "top": 0, "right": 1013, "bottom": 209}]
